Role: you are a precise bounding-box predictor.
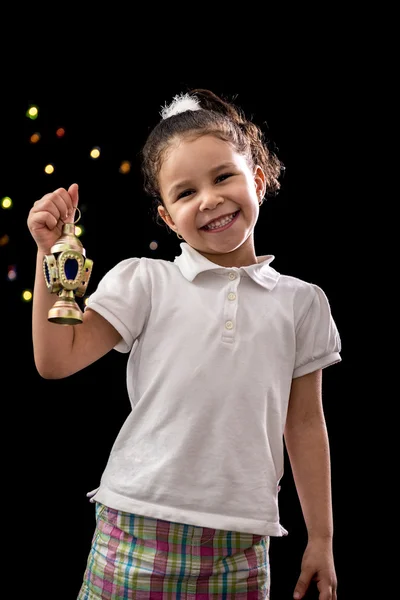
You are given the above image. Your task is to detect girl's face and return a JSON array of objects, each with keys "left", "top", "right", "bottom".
[{"left": 158, "top": 134, "right": 266, "bottom": 267}]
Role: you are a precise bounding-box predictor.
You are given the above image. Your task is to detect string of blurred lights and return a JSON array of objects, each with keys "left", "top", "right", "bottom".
[{"left": 2, "top": 103, "right": 160, "bottom": 308}]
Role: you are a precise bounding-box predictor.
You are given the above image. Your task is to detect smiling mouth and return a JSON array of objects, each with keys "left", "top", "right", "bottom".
[{"left": 201, "top": 211, "right": 240, "bottom": 232}]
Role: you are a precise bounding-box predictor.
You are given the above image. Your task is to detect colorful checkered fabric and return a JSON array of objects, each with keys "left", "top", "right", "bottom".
[{"left": 77, "top": 503, "right": 270, "bottom": 599}]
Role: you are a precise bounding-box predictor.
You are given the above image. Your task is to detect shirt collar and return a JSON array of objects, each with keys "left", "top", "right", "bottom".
[{"left": 174, "top": 243, "right": 280, "bottom": 291}]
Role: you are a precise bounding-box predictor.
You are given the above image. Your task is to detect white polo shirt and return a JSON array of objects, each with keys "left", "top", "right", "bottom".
[{"left": 85, "top": 242, "right": 341, "bottom": 536}]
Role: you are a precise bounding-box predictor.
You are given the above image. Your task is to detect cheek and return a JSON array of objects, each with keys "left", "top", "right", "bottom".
[
  {"left": 175, "top": 205, "right": 195, "bottom": 227},
  {"left": 235, "top": 179, "right": 255, "bottom": 197}
]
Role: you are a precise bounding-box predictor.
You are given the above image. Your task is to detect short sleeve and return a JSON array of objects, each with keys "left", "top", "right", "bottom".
[
  {"left": 84, "top": 258, "right": 150, "bottom": 353},
  {"left": 293, "top": 283, "right": 341, "bottom": 378}
]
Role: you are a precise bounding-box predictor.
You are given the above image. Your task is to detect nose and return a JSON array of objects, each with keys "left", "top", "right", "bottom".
[{"left": 198, "top": 189, "right": 224, "bottom": 212}]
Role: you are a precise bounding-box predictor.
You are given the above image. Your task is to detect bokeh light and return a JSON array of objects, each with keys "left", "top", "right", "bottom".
[
  {"left": 90, "top": 147, "right": 100, "bottom": 159},
  {"left": 1, "top": 196, "right": 13, "bottom": 209},
  {"left": 30, "top": 133, "right": 41, "bottom": 144},
  {"left": 7, "top": 265, "right": 17, "bottom": 281},
  {"left": 26, "top": 105, "right": 39, "bottom": 120},
  {"left": 22, "top": 290, "right": 33, "bottom": 302},
  {"left": 119, "top": 161, "right": 131, "bottom": 174},
  {"left": 44, "top": 164, "right": 55, "bottom": 175}
]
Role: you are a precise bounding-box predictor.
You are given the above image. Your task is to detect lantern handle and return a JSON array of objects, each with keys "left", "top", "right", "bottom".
[
  {"left": 61, "top": 206, "right": 81, "bottom": 225},
  {"left": 72, "top": 207, "right": 81, "bottom": 224}
]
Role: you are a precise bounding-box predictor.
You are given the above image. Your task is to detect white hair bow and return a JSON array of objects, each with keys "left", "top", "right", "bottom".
[{"left": 160, "top": 93, "right": 201, "bottom": 120}]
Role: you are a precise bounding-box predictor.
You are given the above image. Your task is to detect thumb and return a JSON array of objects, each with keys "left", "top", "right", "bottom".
[
  {"left": 68, "top": 182, "right": 79, "bottom": 210},
  {"left": 293, "top": 569, "right": 313, "bottom": 599}
]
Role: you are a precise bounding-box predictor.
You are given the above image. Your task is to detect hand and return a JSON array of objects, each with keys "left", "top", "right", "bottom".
[
  {"left": 27, "top": 183, "right": 79, "bottom": 253},
  {"left": 293, "top": 539, "right": 337, "bottom": 599}
]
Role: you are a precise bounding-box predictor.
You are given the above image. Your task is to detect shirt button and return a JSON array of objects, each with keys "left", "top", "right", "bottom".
[
  {"left": 228, "top": 272, "right": 236, "bottom": 280},
  {"left": 228, "top": 292, "right": 236, "bottom": 301},
  {"left": 225, "top": 320, "right": 234, "bottom": 330}
]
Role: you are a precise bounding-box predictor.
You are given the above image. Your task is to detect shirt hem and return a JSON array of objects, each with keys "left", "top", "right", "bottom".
[
  {"left": 293, "top": 352, "right": 341, "bottom": 378},
  {"left": 85, "top": 302, "right": 132, "bottom": 352},
  {"left": 88, "top": 486, "right": 288, "bottom": 537}
]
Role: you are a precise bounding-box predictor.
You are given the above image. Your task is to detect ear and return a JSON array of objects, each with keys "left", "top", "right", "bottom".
[
  {"left": 254, "top": 165, "right": 266, "bottom": 202},
  {"left": 158, "top": 205, "right": 177, "bottom": 232}
]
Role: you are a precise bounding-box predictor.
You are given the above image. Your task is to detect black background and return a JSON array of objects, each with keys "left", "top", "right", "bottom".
[{"left": 1, "top": 64, "right": 363, "bottom": 599}]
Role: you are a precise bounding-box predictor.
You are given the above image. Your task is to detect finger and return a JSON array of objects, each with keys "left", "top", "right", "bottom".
[
  {"left": 318, "top": 587, "right": 334, "bottom": 600},
  {"left": 31, "top": 195, "right": 65, "bottom": 224},
  {"left": 30, "top": 210, "right": 59, "bottom": 232},
  {"left": 52, "top": 187, "right": 77, "bottom": 223},
  {"left": 68, "top": 183, "right": 79, "bottom": 209},
  {"left": 293, "top": 569, "right": 313, "bottom": 599},
  {"left": 33, "top": 188, "right": 73, "bottom": 223},
  {"left": 318, "top": 581, "right": 336, "bottom": 600}
]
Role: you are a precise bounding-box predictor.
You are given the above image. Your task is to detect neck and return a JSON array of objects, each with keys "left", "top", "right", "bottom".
[{"left": 198, "top": 238, "right": 258, "bottom": 268}]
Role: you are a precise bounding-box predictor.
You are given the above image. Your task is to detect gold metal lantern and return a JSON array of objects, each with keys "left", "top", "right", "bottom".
[{"left": 43, "top": 208, "right": 93, "bottom": 325}]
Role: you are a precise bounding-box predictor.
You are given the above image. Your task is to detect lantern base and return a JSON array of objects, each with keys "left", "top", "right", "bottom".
[{"left": 48, "top": 295, "right": 83, "bottom": 325}]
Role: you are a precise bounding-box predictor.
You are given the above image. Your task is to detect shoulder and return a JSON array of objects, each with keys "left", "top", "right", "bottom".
[
  {"left": 102, "top": 255, "right": 177, "bottom": 279},
  {"left": 274, "top": 271, "right": 336, "bottom": 323},
  {"left": 97, "top": 256, "right": 183, "bottom": 295},
  {"left": 274, "top": 272, "right": 319, "bottom": 303}
]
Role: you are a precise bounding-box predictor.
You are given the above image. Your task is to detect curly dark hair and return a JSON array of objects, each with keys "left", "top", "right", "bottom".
[{"left": 141, "top": 88, "right": 284, "bottom": 220}]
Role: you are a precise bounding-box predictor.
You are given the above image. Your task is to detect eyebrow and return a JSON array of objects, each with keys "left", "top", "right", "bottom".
[{"left": 168, "top": 162, "right": 237, "bottom": 198}]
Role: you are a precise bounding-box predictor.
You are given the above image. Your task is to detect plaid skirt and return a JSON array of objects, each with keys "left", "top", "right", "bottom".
[{"left": 77, "top": 503, "right": 270, "bottom": 599}]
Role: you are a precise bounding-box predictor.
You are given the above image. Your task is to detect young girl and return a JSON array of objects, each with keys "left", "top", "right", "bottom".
[{"left": 27, "top": 89, "right": 341, "bottom": 600}]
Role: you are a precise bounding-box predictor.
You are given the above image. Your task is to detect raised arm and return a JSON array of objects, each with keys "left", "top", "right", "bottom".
[{"left": 27, "top": 183, "right": 121, "bottom": 379}]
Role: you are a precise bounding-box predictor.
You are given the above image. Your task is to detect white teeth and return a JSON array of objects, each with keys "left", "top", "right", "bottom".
[{"left": 204, "top": 212, "right": 236, "bottom": 230}]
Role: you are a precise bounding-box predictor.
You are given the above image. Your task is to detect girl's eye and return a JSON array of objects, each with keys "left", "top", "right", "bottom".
[
  {"left": 177, "top": 189, "right": 194, "bottom": 200},
  {"left": 176, "top": 174, "right": 233, "bottom": 200},
  {"left": 215, "top": 173, "right": 233, "bottom": 183}
]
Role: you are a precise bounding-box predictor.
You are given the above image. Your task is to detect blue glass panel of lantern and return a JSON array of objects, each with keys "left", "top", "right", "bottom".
[
  {"left": 65, "top": 258, "right": 78, "bottom": 280},
  {"left": 44, "top": 261, "right": 50, "bottom": 284}
]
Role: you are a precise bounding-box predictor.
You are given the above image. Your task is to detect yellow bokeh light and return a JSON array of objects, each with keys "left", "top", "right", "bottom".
[
  {"left": 119, "top": 161, "right": 131, "bottom": 174},
  {"left": 1, "top": 196, "right": 12, "bottom": 209},
  {"left": 22, "top": 290, "right": 33, "bottom": 302},
  {"left": 26, "top": 105, "right": 39, "bottom": 120},
  {"left": 44, "top": 164, "right": 55, "bottom": 174},
  {"left": 90, "top": 147, "right": 100, "bottom": 159},
  {"left": 30, "top": 133, "right": 41, "bottom": 144},
  {"left": 75, "top": 225, "right": 83, "bottom": 237}
]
